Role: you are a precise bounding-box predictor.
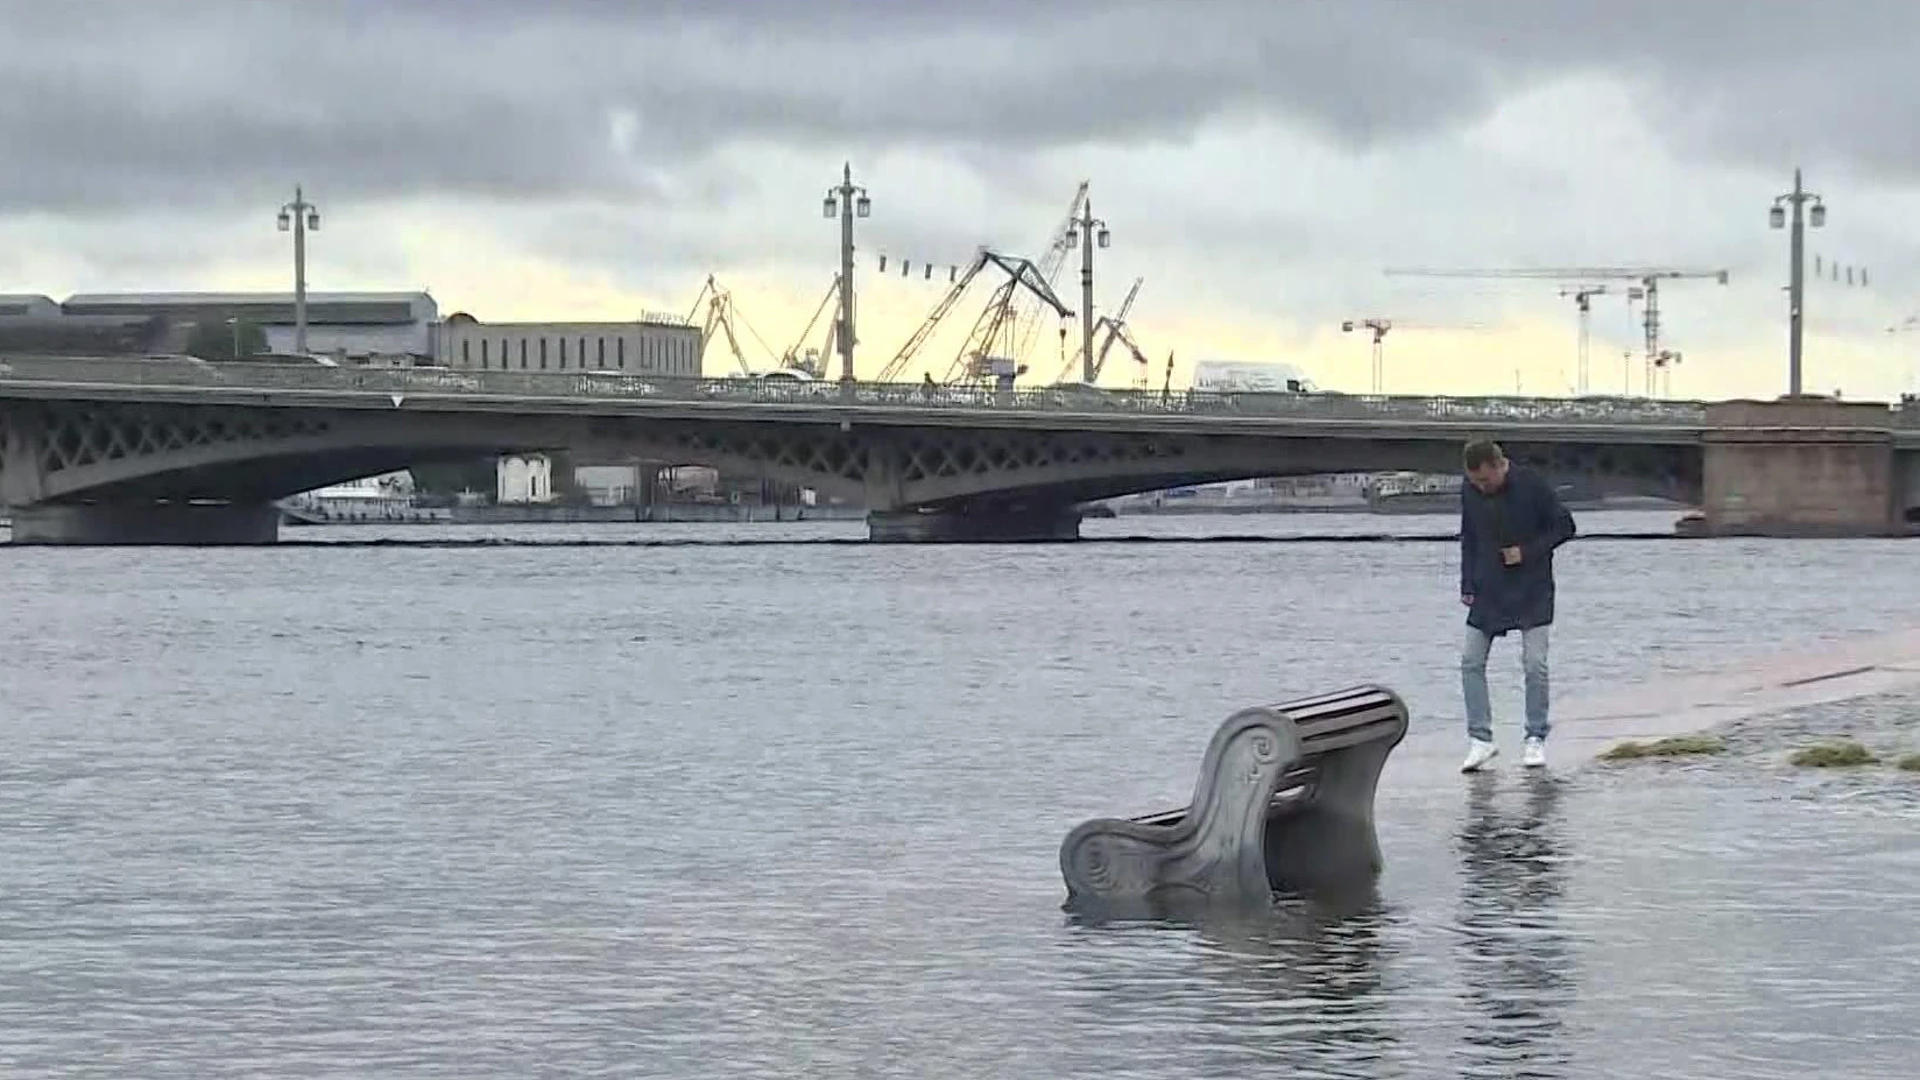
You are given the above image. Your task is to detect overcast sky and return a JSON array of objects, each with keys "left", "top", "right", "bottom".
[{"left": 2, "top": 0, "right": 1917, "bottom": 398}]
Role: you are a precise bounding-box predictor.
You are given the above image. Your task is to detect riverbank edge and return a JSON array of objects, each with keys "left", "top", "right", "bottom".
[{"left": 1551, "top": 628, "right": 1920, "bottom": 768}]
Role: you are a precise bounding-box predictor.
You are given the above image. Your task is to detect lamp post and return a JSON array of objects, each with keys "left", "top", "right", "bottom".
[
  {"left": 278, "top": 185, "right": 321, "bottom": 356},
  {"left": 1770, "top": 168, "right": 1825, "bottom": 397},
  {"left": 1065, "top": 198, "right": 1111, "bottom": 385},
  {"left": 822, "top": 164, "right": 871, "bottom": 386}
]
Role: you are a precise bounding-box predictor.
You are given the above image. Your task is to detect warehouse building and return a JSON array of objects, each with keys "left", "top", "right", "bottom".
[
  {"left": 434, "top": 311, "right": 703, "bottom": 376},
  {"left": 59, "top": 290, "right": 439, "bottom": 360}
]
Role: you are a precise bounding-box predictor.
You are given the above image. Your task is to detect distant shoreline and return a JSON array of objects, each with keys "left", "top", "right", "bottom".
[{"left": 1107, "top": 496, "right": 1685, "bottom": 518}]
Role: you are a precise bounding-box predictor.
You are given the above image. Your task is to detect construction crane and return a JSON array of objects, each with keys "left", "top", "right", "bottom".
[
  {"left": 1004, "top": 182, "right": 1088, "bottom": 367},
  {"left": 1558, "top": 285, "right": 1608, "bottom": 395},
  {"left": 779, "top": 275, "right": 840, "bottom": 378},
  {"left": 1340, "top": 318, "right": 1483, "bottom": 395},
  {"left": 947, "top": 253, "right": 1074, "bottom": 386},
  {"left": 1383, "top": 265, "right": 1730, "bottom": 397},
  {"left": 876, "top": 248, "right": 1072, "bottom": 384},
  {"left": 685, "top": 274, "right": 765, "bottom": 377},
  {"left": 1648, "top": 347, "right": 1682, "bottom": 399},
  {"left": 877, "top": 249, "right": 993, "bottom": 382},
  {"left": 1094, "top": 314, "right": 1153, "bottom": 389},
  {"left": 1055, "top": 275, "right": 1145, "bottom": 384}
]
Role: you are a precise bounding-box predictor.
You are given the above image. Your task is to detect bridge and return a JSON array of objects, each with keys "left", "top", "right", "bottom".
[{"left": 0, "top": 355, "right": 1914, "bottom": 543}]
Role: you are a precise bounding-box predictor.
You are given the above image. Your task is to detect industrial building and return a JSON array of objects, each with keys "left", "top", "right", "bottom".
[
  {"left": 435, "top": 312, "right": 703, "bottom": 376},
  {"left": 0, "top": 294, "right": 62, "bottom": 318},
  {"left": 0, "top": 290, "right": 704, "bottom": 375},
  {"left": 0, "top": 311, "right": 187, "bottom": 355},
  {"left": 59, "top": 291, "right": 438, "bottom": 360}
]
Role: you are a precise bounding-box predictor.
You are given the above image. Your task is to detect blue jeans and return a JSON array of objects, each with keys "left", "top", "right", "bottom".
[{"left": 1461, "top": 624, "right": 1551, "bottom": 743}]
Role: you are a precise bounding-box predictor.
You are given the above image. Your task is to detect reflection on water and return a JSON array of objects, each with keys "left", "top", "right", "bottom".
[
  {"left": 1058, "top": 894, "right": 1407, "bottom": 1079},
  {"left": 1058, "top": 779, "right": 1583, "bottom": 1080},
  {"left": 1194, "top": 900, "right": 1399, "bottom": 1078},
  {"left": 1454, "top": 776, "right": 1575, "bottom": 1079}
]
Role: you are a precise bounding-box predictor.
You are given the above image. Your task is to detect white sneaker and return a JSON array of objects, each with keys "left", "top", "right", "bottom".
[
  {"left": 1522, "top": 737, "right": 1547, "bottom": 769},
  {"left": 1461, "top": 739, "right": 1498, "bottom": 773}
]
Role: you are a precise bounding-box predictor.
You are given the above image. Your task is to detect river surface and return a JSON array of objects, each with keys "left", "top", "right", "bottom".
[{"left": 3, "top": 511, "right": 1918, "bottom": 1078}]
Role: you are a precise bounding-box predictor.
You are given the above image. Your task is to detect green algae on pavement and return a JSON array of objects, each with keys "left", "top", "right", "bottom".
[
  {"left": 1789, "top": 740, "right": 1879, "bottom": 768},
  {"left": 1598, "top": 734, "right": 1727, "bottom": 762}
]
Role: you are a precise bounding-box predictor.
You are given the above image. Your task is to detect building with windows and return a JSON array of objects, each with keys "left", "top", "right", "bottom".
[
  {"left": 435, "top": 312, "right": 703, "bottom": 376},
  {"left": 59, "top": 291, "right": 439, "bottom": 360}
]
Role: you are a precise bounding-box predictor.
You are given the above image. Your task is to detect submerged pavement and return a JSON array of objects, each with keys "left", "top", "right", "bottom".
[{"left": 1553, "top": 627, "right": 1920, "bottom": 765}]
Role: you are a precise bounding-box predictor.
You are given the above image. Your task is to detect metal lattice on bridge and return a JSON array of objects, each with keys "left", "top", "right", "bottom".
[
  {"left": 15, "top": 354, "right": 1917, "bottom": 544},
  {"left": 0, "top": 354, "right": 1713, "bottom": 428}
]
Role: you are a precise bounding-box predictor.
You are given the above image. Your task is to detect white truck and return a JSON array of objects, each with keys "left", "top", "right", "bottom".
[{"left": 1189, "top": 359, "right": 1318, "bottom": 394}]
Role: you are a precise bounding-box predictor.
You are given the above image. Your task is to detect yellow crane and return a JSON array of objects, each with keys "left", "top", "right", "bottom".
[
  {"left": 685, "top": 274, "right": 782, "bottom": 377},
  {"left": 1055, "top": 276, "right": 1146, "bottom": 385},
  {"left": 875, "top": 248, "right": 1072, "bottom": 385},
  {"left": 1006, "top": 182, "right": 1088, "bottom": 366},
  {"left": 779, "top": 275, "right": 840, "bottom": 378}
]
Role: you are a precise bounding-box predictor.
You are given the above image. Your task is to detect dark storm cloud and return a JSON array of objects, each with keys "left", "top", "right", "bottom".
[
  {"left": 0, "top": 0, "right": 1913, "bottom": 216},
  {"left": 0, "top": 0, "right": 1493, "bottom": 213}
]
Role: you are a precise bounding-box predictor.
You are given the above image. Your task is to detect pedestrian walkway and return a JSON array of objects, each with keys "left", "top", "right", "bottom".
[{"left": 1553, "top": 627, "right": 1920, "bottom": 765}]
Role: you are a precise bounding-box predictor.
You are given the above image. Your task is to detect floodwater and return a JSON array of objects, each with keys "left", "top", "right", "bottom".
[{"left": 2, "top": 511, "right": 1917, "bottom": 1078}]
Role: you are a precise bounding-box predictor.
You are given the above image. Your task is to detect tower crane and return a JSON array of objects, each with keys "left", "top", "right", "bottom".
[
  {"left": 1383, "top": 265, "right": 1729, "bottom": 397},
  {"left": 1340, "top": 317, "right": 1484, "bottom": 395},
  {"left": 1558, "top": 285, "right": 1608, "bottom": 395},
  {"left": 1055, "top": 275, "right": 1145, "bottom": 385}
]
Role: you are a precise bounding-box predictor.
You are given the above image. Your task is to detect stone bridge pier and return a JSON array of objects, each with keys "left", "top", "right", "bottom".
[{"left": 1698, "top": 398, "right": 1914, "bottom": 537}]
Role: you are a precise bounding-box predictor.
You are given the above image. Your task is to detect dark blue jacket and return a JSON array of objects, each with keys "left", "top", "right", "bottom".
[{"left": 1460, "top": 467, "right": 1577, "bottom": 635}]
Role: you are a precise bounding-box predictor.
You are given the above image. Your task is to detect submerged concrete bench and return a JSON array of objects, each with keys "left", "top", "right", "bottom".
[{"left": 1059, "top": 686, "right": 1409, "bottom": 916}]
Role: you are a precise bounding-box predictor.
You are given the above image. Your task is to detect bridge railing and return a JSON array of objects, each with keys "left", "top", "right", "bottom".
[{"left": 0, "top": 354, "right": 1712, "bottom": 426}]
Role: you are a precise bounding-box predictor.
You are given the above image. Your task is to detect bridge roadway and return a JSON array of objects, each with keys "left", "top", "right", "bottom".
[{"left": 0, "top": 355, "right": 1913, "bottom": 543}]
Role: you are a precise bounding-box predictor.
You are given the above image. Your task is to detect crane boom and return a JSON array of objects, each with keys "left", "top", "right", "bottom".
[
  {"left": 781, "top": 275, "right": 839, "bottom": 377},
  {"left": 687, "top": 273, "right": 782, "bottom": 377},
  {"left": 1055, "top": 275, "right": 1145, "bottom": 384},
  {"left": 946, "top": 252, "right": 1074, "bottom": 385},
  {"left": 1007, "top": 182, "right": 1089, "bottom": 364},
  {"left": 1381, "top": 264, "right": 1730, "bottom": 396},
  {"left": 1385, "top": 266, "right": 1730, "bottom": 283},
  {"left": 877, "top": 251, "right": 991, "bottom": 382}
]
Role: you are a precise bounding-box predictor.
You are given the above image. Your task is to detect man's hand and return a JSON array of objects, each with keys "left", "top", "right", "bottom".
[
  {"left": 1461, "top": 593, "right": 1474, "bottom": 607},
  {"left": 1501, "top": 545, "right": 1522, "bottom": 566}
]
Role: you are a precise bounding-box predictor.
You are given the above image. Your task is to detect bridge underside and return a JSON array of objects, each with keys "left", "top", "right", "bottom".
[{"left": 0, "top": 398, "right": 1702, "bottom": 544}]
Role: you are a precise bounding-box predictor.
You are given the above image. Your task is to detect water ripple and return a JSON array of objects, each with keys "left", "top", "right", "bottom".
[{"left": 1, "top": 516, "right": 1918, "bottom": 1077}]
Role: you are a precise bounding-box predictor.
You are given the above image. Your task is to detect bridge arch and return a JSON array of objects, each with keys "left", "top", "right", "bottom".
[{"left": 0, "top": 393, "right": 1702, "bottom": 543}]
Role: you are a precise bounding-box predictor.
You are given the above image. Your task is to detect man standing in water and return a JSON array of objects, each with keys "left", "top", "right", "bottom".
[{"left": 1457, "top": 439, "right": 1577, "bottom": 771}]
